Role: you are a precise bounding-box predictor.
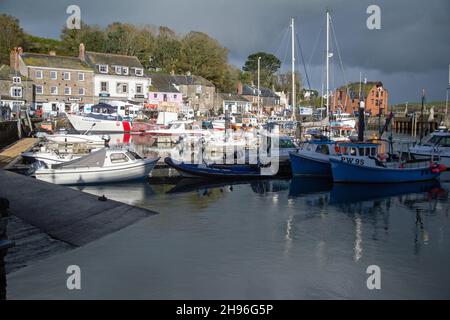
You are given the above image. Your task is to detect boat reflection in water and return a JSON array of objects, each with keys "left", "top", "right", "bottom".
[
  {"left": 166, "top": 178, "right": 290, "bottom": 195},
  {"left": 329, "top": 180, "right": 442, "bottom": 205},
  {"left": 73, "top": 181, "right": 157, "bottom": 208}
]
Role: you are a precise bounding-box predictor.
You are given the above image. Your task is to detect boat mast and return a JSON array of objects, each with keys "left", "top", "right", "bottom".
[
  {"left": 326, "top": 11, "right": 330, "bottom": 119},
  {"left": 257, "top": 56, "right": 261, "bottom": 116},
  {"left": 291, "top": 17, "right": 296, "bottom": 122}
]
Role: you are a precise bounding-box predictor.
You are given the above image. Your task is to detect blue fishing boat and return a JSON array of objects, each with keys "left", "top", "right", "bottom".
[
  {"left": 289, "top": 139, "right": 338, "bottom": 177},
  {"left": 329, "top": 142, "right": 446, "bottom": 183},
  {"left": 164, "top": 157, "right": 266, "bottom": 179}
]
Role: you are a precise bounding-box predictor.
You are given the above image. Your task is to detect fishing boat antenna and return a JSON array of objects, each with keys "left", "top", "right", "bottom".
[{"left": 290, "top": 17, "right": 296, "bottom": 122}]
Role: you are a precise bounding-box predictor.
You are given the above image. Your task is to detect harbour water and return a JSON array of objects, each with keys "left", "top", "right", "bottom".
[{"left": 7, "top": 172, "right": 450, "bottom": 299}]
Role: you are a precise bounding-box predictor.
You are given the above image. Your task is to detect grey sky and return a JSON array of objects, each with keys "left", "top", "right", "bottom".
[{"left": 1, "top": 0, "right": 449, "bottom": 103}]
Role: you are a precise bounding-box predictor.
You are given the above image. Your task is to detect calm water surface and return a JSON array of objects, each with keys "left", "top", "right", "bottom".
[
  {"left": 6, "top": 133, "right": 450, "bottom": 299},
  {"left": 8, "top": 173, "right": 450, "bottom": 299}
]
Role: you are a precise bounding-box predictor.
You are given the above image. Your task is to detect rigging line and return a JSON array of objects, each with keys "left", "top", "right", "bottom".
[
  {"left": 295, "top": 32, "right": 311, "bottom": 90},
  {"left": 274, "top": 26, "right": 290, "bottom": 66},
  {"left": 281, "top": 29, "right": 290, "bottom": 69},
  {"left": 329, "top": 15, "right": 349, "bottom": 93},
  {"left": 307, "top": 22, "right": 324, "bottom": 68}
]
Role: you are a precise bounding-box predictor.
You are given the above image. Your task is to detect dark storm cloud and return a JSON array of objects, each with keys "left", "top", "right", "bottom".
[{"left": 1, "top": 0, "right": 449, "bottom": 102}]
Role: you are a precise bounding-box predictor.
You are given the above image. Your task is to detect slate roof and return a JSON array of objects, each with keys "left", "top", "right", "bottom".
[
  {"left": 170, "top": 75, "right": 214, "bottom": 87},
  {"left": 242, "top": 84, "right": 279, "bottom": 98},
  {"left": 0, "top": 65, "right": 29, "bottom": 80},
  {"left": 20, "top": 53, "right": 92, "bottom": 71},
  {"left": 220, "top": 93, "right": 250, "bottom": 102},
  {"left": 84, "top": 51, "right": 143, "bottom": 74},
  {"left": 148, "top": 74, "right": 180, "bottom": 93}
]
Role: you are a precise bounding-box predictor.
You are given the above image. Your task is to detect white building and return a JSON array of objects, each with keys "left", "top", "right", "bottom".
[{"left": 79, "top": 44, "right": 150, "bottom": 105}]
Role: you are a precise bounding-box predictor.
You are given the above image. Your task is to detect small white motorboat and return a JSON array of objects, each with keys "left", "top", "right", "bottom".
[
  {"left": 31, "top": 148, "right": 159, "bottom": 185},
  {"left": 409, "top": 127, "right": 450, "bottom": 167}
]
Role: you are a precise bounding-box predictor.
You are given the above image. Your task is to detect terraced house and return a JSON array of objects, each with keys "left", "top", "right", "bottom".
[
  {"left": 78, "top": 44, "right": 149, "bottom": 104},
  {"left": 10, "top": 47, "right": 94, "bottom": 114}
]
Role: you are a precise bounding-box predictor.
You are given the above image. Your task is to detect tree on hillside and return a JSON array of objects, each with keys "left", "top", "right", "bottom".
[
  {"left": 150, "top": 26, "right": 181, "bottom": 72},
  {"left": 274, "top": 71, "right": 302, "bottom": 104},
  {"left": 178, "top": 31, "right": 228, "bottom": 90},
  {"left": 24, "top": 34, "right": 66, "bottom": 55},
  {"left": 61, "top": 22, "right": 106, "bottom": 55},
  {"left": 243, "top": 52, "right": 281, "bottom": 88},
  {"left": 0, "top": 14, "right": 25, "bottom": 65}
]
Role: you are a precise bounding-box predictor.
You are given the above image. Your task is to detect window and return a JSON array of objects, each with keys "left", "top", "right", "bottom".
[
  {"left": 350, "top": 147, "right": 357, "bottom": 156},
  {"left": 173, "top": 94, "right": 177, "bottom": 99},
  {"left": 64, "top": 87, "right": 71, "bottom": 95},
  {"left": 63, "top": 72, "right": 71, "bottom": 80},
  {"left": 134, "top": 68, "right": 143, "bottom": 76},
  {"left": 35, "top": 70, "right": 43, "bottom": 79},
  {"left": 12, "top": 76, "right": 21, "bottom": 84},
  {"left": 78, "top": 87, "right": 85, "bottom": 95},
  {"left": 100, "top": 81, "right": 108, "bottom": 92},
  {"left": 122, "top": 67, "right": 129, "bottom": 75},
  {"left": 153, "top": 93, "right": 158, "bottom": 98},
  {"left": 35, "top": 85, "right": 43, "bottom": 95},
  {"left": 114, "top": 66, "right": 122, "bottom": 75},
  {"left": 136, "top": 84, "right": 143, "bottom": 94},
  {"left": 50, "top": 86, "right": 58, "bottom": 95},
  {"left": 117, "top": 83, "right": 128, "bottom": 94},
  {"left": 110, "top": 153, "right": 129, "bottom": 163},
  {"left": 78, "top": 72, "right": 85, "bottom": 81},
  {"left": 50, "top": 71, "right": 57, "bottom": 80},
  {"left": 163, "top": 94, "right": 167, "bottom": 101},
  {"left": 315, "top": 144, "right": 330, "bottom": 155},
  {"left": 99, "top": 65, "right": 108, "bottom": 73},
  {"left": 10, "top": 87, "right": 22, "bottom": 98}
]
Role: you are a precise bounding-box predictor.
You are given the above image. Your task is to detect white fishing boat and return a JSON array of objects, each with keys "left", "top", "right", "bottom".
[
  {"left": 67, "top": 103, "right": 132, "bottom": 133},
  {"left": 145, "top": 120, "right": 208, "bottom": 137},
  {"left": 31, "top": 148, "right": 159, "bottom": 185},
  {"left": 67, "top": 114, "right": 132, "bottom": 133},
  {"left": 333, "top": 112, "right": 357, "bottom": 128},
  {"left": 409, "top": 127, "right": 450, "bottom": 166}
]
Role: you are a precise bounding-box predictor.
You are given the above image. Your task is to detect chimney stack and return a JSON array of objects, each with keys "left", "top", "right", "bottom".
[
  {"left": 10, "top": 47, "right": 20, "bottom": 71},
  {"left": 79, "top": 43, "right": 85, "bottom": 60},
  {"left": 237, "top": 81, "right": 243, "bottom": 95}
]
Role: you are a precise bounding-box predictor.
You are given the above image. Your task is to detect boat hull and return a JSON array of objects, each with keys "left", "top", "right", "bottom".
[
  {"left": 34, "top": 159, "right": 158, "bottom": 185},
  {"left": 67, "top": 114, "right": 131, "bottom": 133},
  {"left": 330, "top": 158, "right": 441, "bottom": 183},
  {"left": 289, "top": 152, "right": 331, "bottom": 177},
  {"left": 164, "top": 157, "right": 264, "bottom": 178}
]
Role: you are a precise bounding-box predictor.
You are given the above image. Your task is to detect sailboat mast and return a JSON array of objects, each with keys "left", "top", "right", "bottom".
[
  {"left": 326, "top": 11, "right": 330, "bottom": 117},
  {"left": 291, "top": 17, "right": 296, "bottom": 121}
]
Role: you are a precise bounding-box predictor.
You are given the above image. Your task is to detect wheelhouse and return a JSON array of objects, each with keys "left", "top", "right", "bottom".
[{"left": 335, "top": 142, "right": 379, "bottom": 157}]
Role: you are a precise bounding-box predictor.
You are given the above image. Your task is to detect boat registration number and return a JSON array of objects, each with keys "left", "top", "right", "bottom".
[{"left": 341, "top": 157, "right": 365, "bottom": 166}]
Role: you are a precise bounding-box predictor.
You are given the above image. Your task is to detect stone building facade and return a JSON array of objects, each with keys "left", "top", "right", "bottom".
[{"left": 11, "top": 47, "right": 95, "bottom": 114}]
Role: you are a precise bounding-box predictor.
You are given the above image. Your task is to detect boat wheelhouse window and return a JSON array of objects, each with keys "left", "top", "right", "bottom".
[
  {"left": 280, "top": 138, "right": 295, "bottom": 148},
  {"left": 315, "top": 144, "right": 330, "bottom": 155},
  {"left": 110, "top": 153, "right": 129, "bottom": 163},
  {"left": 125, "top": 151, "right": 141, "bottom": 160},
  {"left": 441, "top": 136, "right": 450, "bottom": 146},
  {"left": 365, "top": 148, "right": 371, "bottom": 156},
  {"left": 370, "top": 148, "right": 376, "bottom": 156},
  {"left": 350, "top": 147, "right": 357, "bottom": 156},
  {"left": 358, "top": 148, "right": 365, "bottom": 156}
]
